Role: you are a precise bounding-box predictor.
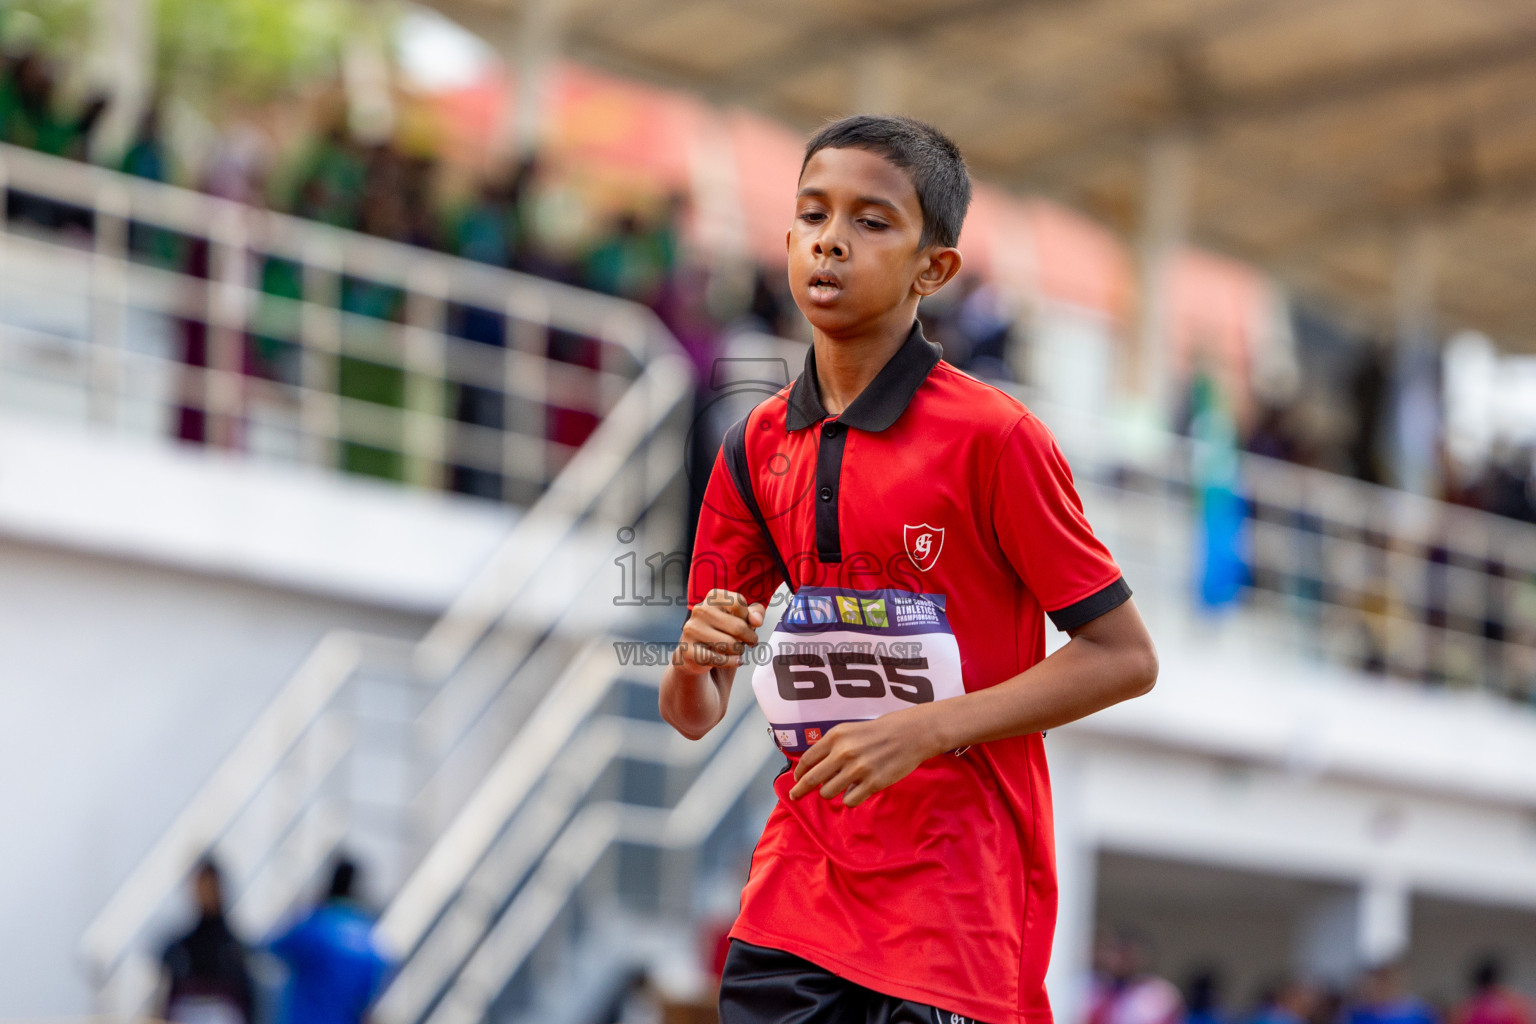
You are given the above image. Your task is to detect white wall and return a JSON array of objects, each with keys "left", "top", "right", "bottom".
[
  {"left": 0, "top": 415, "right": 525, "bottom": 1015},
  {"left": 0, "top": 539, "right": 433, "bottom": 1016}
]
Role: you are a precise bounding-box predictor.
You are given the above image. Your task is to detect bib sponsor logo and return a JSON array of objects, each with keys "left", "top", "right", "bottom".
[
  {"left": 861, "top": 598, "right": 887, "bottom": 627},
  {"left": 836, "top": 595, "right": 863, "bottom": 624},
  {"left": 753, "top": 586, "right": 963, "bottom": 753},
  {"left": 904, "top": 523, "right": 945, "bottom": 572}
]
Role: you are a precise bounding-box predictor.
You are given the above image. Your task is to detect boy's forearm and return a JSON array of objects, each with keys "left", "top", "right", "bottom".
[
  {"left": 659, "top": 662, "right": 731, "bottom": 740},
  {"left": 919, "top": 632, "right": 1156, "bottom": 754}
]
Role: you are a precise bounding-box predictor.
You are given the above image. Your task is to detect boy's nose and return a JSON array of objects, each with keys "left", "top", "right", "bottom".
[{"left": 813, "top": 238, "right": 847, "bottom": 259}]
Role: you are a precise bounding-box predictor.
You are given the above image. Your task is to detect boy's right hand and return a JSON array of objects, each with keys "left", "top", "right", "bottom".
[{"left": 674, "top": 589, "right": 767, "bottom": 676}]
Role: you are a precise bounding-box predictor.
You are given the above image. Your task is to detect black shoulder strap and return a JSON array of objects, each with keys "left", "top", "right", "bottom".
[{"left": 723, "top": 414, "right": 794, "bottom": 593}]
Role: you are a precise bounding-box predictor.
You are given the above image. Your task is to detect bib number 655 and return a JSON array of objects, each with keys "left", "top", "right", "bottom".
[{"left": 773, "top": 651, "right": 934, "bottom": 704}]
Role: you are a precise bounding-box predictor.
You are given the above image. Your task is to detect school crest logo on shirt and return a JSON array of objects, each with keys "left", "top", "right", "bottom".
[{"left": 903, "top": 523, "right": 945, "bottom": 572}]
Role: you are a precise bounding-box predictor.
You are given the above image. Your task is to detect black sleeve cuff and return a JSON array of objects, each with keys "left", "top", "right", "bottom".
[{"left": 1047, "top": 576, "right": 1132, "bottom": 632}]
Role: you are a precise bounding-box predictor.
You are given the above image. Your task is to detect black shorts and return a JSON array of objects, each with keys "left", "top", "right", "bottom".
[{"left": 719, "top": 940, "right": 988, "bottom": 1024}]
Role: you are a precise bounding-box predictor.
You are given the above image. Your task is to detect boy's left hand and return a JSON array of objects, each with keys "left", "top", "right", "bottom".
[{"left": 788, "top": 709, "right": 941, "bottom": 807}]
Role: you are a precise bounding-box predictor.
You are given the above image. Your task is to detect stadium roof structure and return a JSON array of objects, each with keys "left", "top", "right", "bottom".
[{"left": 431, "top": 0, "right": 1536, "bottom": 349}]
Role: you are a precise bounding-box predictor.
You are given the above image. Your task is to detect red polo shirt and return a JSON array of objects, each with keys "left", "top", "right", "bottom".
[{"left": 687, "top": 322, "right": 1129, "bottom": 1024}]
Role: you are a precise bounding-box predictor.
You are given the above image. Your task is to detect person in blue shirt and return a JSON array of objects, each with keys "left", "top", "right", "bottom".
[
  {"left": 1248, "top": 977, "right": 1322, "bottom": 1024},
  {"left": 268, "top": 856, "right": 391, "bottom": 1024},
  {"left": 1347, "top": 963, "right": 1438, "bottom": 1024}
]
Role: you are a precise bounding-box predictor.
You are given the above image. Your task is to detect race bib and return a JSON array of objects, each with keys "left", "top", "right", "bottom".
[{"left": 750, "top": 586, "right": 965, "bottom": 753}]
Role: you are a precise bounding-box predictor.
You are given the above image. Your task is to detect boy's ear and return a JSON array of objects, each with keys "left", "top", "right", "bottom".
[{"left": 913, "top": 246, "right": 963, "bottom": 297}]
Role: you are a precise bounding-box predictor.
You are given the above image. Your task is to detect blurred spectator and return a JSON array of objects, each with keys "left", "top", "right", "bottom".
[
  {"left": 121, "top": 103, "right": 188, "bottom": 270},
  {"left": 268, "top": 856, "right": 391, "bottom": 1024},
  {"left": 597, "top": 967, "right": 663, "bottom": 1024},
  {"left": 584, "top": 208, "right": 671, "bottom": 307},
  {"left": 1185, "top": 971, "right": 1226, "bottom": 1024},
  {"left": 1087, "top": 931, "right": 1185, "bottom": 1024},
  {"left": 744, "top": 264, "right": 794, "bottom": 338},
  {"left": 288, "top": 116, "right": 367, "bottom": 230},
  {"left": 1476, "top": 445, "right": 1536, "bottom": 524},
  {"left": 1311, "top": 988, "right": 1348, "bottom": 1024},
  {"left": 1347, "top": 963, "right": 1437, "bottom": 1024},
  {"left": 1249, "top": 978, "right": 1320, "bottom": 1024},
  {"left": 956, "top": 276, "right": 1015, "bottom": 381},
  {"left": 14, "top": 12, "right": 1536, "bottom": 542},
  {"left": 0, "top": 47, "right": 105, "bottom": 158},
  {"left": 160, "top": 857, "right": 255, "bottom": 1024},
  {"left": 450, "top": 176, "right": 514, "bottom": 268},
  {"left": 120, "top": 104, "right": 171, "bottom": 183},
  {"left": 1451, "top": 958, "right": 1534, "bottom": 1024},
  {"left": 202, "top": 123, "right": 271, "bottom": 205}
]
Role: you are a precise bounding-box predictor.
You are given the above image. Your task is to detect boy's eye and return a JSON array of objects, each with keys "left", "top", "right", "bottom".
[
  {"left": 860, "top": 218, "right": 888, "bottom": 230},
  {"left": 799, "top": 210, "right": 826, "bottom": 222}
]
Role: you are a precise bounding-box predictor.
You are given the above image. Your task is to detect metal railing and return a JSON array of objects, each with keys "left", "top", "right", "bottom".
[
  {"left": 717, "top": 333, "right": 1536, "bottom": 703},
  {"left": 78, "top": 335, "right": 695, "bottom": 1017},
  {"left": 49, "top": 143, "right": 1536, "bottom": 1024},
  {"left": 0, "top": 143, "right": 656, "bottom": 504},
  {"left": 1038, "top": 406, "right": 1536, "bottom": 703},
  {"left": 372, "top": 641, "right": 776, "bottom": 1024}
]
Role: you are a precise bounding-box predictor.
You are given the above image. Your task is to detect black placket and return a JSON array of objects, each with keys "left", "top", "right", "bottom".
[
  {"left": 785, "top": 320, "right": 943, "bottom": 570},
  {"left": 815, "top": 418, "right": 849, "bottom": 562}
]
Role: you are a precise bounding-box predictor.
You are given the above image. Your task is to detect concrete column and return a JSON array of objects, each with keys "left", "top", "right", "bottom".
[
  {"left": 1046, "top": 741, "right": 1098, "bottom": 1024},
  {"left": 1390, "top": 221, "right": 1441, "bottom": 496},
  {"left": 87, "top": 0, "right": 155, "bottom": 162},
  {"left": 496, "top": 0, "right": 568, "bottom": 161},
  {"left": 1296, "top": 877, "right": 1411, "bottom": 983},
  {"left": 343, "top": 0, "right": 397, "bottom": 144},
  {"left": 1358, "top": 873, "right": 1411, "bottom": 966},
  {"left": 1135, "top": 131, "right": 1193, "bottom": 428}
]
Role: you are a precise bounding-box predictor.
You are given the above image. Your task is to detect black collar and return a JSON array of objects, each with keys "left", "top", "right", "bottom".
[{"left": 785, "top": 320, "right": 942, "bottom": 432}]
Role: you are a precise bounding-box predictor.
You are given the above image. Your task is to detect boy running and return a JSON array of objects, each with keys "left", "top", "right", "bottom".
[{"left": 660, "top": 115, "right": 1158, "bottom": 1024}]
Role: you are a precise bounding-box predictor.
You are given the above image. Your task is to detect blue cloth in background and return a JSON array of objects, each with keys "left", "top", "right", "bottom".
[
  {"left": 1199, "top": 482, "right": 1249, "bottom": 608},
  {"left": 1347, "top": 999, "right": 1439, "bottom": 1024},
  {"left": 268, "top": 901, "right": 390, "bottom": 1024}
]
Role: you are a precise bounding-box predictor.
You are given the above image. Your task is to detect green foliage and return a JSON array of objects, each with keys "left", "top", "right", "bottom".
[
  {"left": 0, "top": 0, "right": 96, "bottom": 61},
  {"left": 155, "top": 0, "right": 353, "bottom": 101},
  {"left": 4, "top": 0, "right": 357, "bottom": 101}
]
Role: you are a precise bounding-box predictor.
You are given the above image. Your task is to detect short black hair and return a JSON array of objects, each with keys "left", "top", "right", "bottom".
[
  {"left": 801, "top": 114, "right": 971, "bottom": 250},
  {"left": 328, "top": 855, "right": 358, "bottom": 900},
  {"left": 194, "top": 855, "right": 223, "bottom": 884},
  {"left": 1473, "top": 957, "right": 1503, "bottom": 990}
]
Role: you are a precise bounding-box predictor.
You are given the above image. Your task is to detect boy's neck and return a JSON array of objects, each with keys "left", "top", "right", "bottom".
[{"left": 810, "top": 304, "right": 918, "bottom": 417}]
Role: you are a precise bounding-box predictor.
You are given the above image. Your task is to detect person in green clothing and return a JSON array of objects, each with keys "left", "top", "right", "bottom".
[
  {"left": 0, "top": 49, "right": 105, "bottom": 158},
  {"left": 120, "top": 104, "right": 187, "bottom": 269},
  {"left": 0, "top": 48, "right": 106, "bottom": 233},
  {"left": 584, "top": 209, "right": 669, "bottom": 307},
  {"left": 286, "top": 119, "right": 367, "bottom": 230}
]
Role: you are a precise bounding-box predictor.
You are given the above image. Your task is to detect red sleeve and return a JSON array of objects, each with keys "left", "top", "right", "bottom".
[
  {"left": 686, "top": 446, "right": 785, "bottom": 609},
  {"left": 990, "top": 412, "right": 1129, "bottom": 631}
]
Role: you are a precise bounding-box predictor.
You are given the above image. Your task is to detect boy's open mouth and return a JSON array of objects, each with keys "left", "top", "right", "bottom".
[{"left": 806, "top": 270, "right": 843, "bottom": 303}]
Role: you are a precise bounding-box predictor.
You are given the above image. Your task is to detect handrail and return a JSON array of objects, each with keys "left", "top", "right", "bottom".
[
  {"left": 0, "top": 142, "right": 679, "bottom": 512},
  {"left": 374, "top": 644, "right": 763, "bottom": 1024},
  {"left": 414, "top": 353, "right": 692, "bottom": 680},
  {"left": 78, "top": 346, "right": 693, "bottom": 1002},
  {"left": 78, "top": 630, "right": 363, "bottom": 971},
  {"left": 422, "top": 712, "right": 776, "bottom": 1024},
  {"left": 377, "top": 640, "right": 615, "bottom": 953},
  {"left": 0, "top": 143, "right": 661, "bottom": 364}
]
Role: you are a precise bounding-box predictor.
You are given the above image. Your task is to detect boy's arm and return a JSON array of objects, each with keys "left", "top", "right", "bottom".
[
  {"left": 789, "top": 596, "right": 1156, "bottom": 806},
  {"left": 659, "top": 590, "right": 766, "bottom": 740}
]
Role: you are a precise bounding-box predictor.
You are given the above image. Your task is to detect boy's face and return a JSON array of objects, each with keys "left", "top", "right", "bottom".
[{"left": 788, "top": 146, "right": 959, "bottom": 336}]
